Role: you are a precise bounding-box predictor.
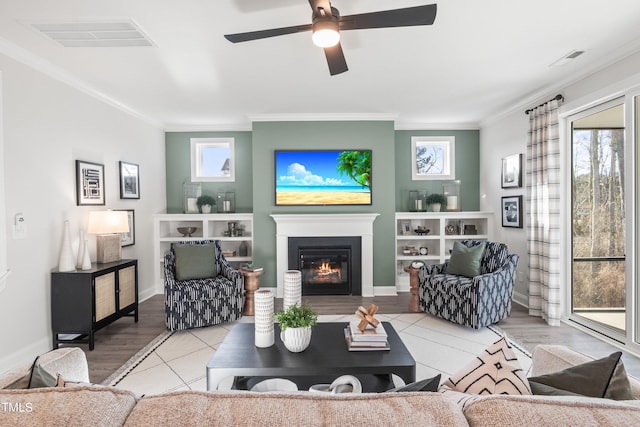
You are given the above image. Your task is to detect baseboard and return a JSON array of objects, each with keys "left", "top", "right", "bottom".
[
  {"left": 0, "top": 336, "right": 51, "bottom": 376},
  {"left": 373, "top": 286, "right": 398, "bottom": 296},
  {"left": 512, "top": 291, "right": 528, "bottom": 308}
]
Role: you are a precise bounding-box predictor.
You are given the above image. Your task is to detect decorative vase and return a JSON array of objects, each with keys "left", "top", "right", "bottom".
[
  {"left": 76, "top": 229, "right": 85, "bottom": 269},
  {"left": 254, "top": 289, "right": 275, "bottom": 348},
  {"left": 431, "top": 203, "right": 441, "bottom": 212},
  {"left": 58, "top": 220, "right": 75, "bottom": 272},
  {"left": 283, "top": 270, "right": 302, "bottom": 310},
  {"left": 280, "top": 326, "right": 312, "bottom": 353},
  {"left": 81, "top": 239, "right": 92, "bottom": 270}
]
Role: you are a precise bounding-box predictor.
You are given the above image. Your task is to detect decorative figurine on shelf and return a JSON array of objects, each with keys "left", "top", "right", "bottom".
[{"left": 355, "top": 304, "right": 380, "bottom": 332}]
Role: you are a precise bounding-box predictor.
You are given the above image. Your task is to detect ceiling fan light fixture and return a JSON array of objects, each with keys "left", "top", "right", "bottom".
[{"left": 312, "top": 20, "right": 340, "bottom": 48}]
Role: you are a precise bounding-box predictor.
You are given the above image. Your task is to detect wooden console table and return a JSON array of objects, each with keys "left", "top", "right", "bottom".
[{"left": 51, "top": 259, "right": 138, "bottom": 350}]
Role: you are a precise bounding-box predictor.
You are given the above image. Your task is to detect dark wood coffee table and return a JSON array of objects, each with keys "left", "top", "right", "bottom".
[{"left": 206, "top": 322, "right": 416, "bottom": 392}]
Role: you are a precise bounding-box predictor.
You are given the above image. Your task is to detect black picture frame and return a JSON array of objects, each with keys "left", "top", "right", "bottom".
[
  {"left": 501, "top": 154, "right": 523, "bottom": 188},
  {"left": 117, "top": 209, "right": 135, "bottom": 246},
  {"left": 119, "top": 161, "right": 140, "bottom": 199},
  {"left": 502, "top": 196, "right": 523, "bottom": 228},
  {"left": 76, "top": 160, "right": 105, "bottom": 206}
]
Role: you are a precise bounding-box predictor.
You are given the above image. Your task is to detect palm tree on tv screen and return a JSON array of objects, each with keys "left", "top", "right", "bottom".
[{"left": 337, "top": 151, "right": 371, "bottom": 189}]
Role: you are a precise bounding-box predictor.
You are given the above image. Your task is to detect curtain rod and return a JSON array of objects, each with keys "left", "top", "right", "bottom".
[{"left": 525, "top": 94, "right": 564, "bottom": 115}]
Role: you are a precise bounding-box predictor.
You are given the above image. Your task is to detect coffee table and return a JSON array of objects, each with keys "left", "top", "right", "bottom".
[{"left": 206, "top": 322, "right": 416, "bottom": 392}]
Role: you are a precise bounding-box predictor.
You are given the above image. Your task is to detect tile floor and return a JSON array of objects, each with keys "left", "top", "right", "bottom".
[{"left": 113, "top": 313, "right": 532, "bottom": 396}]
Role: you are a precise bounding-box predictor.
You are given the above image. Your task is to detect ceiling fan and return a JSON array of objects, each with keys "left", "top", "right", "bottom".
[{"left": 224, "top": 1, "right": 437, "bottom": 76}]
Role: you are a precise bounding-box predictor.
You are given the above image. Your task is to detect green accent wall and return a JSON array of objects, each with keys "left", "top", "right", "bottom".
[
  {"left": 164, "top": 125, "right": 480, "bottom": 291},
  {"left": 394, "top": 130, "right": 480, "bottom": 211},
  {"left": 165, "top": 131, "right": 253, "bottom": 213},
  {"left": 251, "top": 121, "right": 396, "bottom": 289}
]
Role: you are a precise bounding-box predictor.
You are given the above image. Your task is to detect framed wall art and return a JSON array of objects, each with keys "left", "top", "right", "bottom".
[
  {"left": 119, "top": 161, "right": 140, "bottom": 199},
  {"left": 411, "top": 136, "right": 455, "bottom": 180},
  {"left": 117, "top": 209, "right": 135, "bottom": 246},
  {"left": 501, "top": 195, "right": 523, "bottom": 228},
  {"left": 76, "top": 160, "right": 105, "bottom": 206},
  {"left": 501, "top": 153, "right": 523, "bottom": 188}
]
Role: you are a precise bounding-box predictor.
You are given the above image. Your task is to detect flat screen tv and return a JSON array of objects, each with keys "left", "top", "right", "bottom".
[{"left": 275, "top": 150, "right": 372, "bottom": 206}]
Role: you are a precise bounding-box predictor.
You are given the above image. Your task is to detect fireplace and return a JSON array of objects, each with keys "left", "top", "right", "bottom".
[
  {"left": 271, "top": 214, "right": 378, "bottom": 297},
  {"left": 288, "top": 236, "right": 362, "bottom": 296}
]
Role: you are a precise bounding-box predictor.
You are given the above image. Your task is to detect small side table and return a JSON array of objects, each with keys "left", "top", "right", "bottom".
[
  {"left": 403, "top": 266, "right": 421, "bottom": 313},
  {"left": 241, "top": 268, "right": 263, "bottom": 315}
]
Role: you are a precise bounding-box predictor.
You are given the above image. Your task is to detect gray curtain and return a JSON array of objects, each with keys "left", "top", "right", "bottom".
[{"left": 526, "top": 99, "right": 562, "bottom": 326}]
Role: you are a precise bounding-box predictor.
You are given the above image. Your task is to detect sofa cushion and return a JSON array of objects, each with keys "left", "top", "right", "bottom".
[
  {"left": 442, "top": 335, "right": 531, "bottom": 395},
  {"left": 446, "top": 241, "right": 486, "bottom": 278},
  {"left": 173, "top": 243, "right": 217, "bottom": 281},
  {"left": 528, "top": 351, "right": 633, "bottom": 400},
  {"left": 462, "top": 394, "right": 640, "bottom": 426},
  {"left": 124, "top": 390, "right": 469, "bottom": 427},
  {"left": 0, "top": 386, "right": 137, "bottom": 427}
]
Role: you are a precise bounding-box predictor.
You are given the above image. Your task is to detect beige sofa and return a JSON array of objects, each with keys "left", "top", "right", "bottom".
[{"left": 2, "top": 345, "right": 640, "bottom": 426}]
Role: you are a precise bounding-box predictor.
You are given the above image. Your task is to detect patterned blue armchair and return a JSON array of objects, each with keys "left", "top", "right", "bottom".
[
  {"left": 164, "top": 240, "right": 244, "bottom": 331},
  {"left": 418, "top": 240, "right": 519, "bottom": 329}
]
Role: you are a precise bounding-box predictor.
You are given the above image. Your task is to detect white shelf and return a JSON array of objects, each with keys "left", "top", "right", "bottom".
[
  {"left": 153, "top": 213, "right": 254, "bottom": 291},
  {"left": 395, "top": 211, "right": 493, "bottom": 291}
]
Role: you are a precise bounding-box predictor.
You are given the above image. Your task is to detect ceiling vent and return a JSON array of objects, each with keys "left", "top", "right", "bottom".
[
  {"left": 549, "top": 49, "right": 585, "bottom": 67},
  {"left": 27, "top": 19, "right": 154, "bottom": 47}
]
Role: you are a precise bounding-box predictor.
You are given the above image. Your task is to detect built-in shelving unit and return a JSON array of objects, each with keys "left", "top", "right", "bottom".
[
  {"left": 153, "top": 213, "right": 253, "bottom": 291},
  {"left": 395, "top": 212, "right": 493, "bottom": 292}
]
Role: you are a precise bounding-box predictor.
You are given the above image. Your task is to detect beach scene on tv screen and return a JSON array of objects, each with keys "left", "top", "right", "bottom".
[{"left": 275, "top": 150, "right": 371, "bottom": 205}]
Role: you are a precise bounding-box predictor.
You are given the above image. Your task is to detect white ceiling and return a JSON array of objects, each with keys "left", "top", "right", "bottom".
[{"left": 1, "top": 0, "right": 640, "bottom": 130}]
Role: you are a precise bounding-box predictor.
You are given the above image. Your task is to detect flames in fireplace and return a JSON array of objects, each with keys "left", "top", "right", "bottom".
[{"left": 309, "top": 260, "right": 342, "bottom": 283}]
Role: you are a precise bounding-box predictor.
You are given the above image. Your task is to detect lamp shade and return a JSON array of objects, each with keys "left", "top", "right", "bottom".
[{"left": 88, "top": 210, "right": 129, "bottom": 234}]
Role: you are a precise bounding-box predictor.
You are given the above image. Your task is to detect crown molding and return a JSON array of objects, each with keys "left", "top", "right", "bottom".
[
  {"left": 247, "top": 113, "right": 398, "bottom": 122},
  {"left": 164, "top": 122, "right": 253, "bottom": 132},
  {"left": 0, "top": 36, "right": 163, "bottom": 129},
  {"left": 394, "top": 122, "right": 480, "bottom": 130}
]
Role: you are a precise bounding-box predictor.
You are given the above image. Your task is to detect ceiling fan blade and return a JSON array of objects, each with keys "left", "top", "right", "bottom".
[
  {"left": 224, "top": 23, "right": 312, "bottom": 43},
  {"left": 324, "top": 42, "right": 348, "bottom": 75},
  {"left": 339, "top": 4, "right": 437, "bottom": 31}
]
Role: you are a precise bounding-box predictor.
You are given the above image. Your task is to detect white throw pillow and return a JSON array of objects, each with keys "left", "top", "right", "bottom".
[{"left": 442, "top": 335, "right": 531, "bottom": 395}]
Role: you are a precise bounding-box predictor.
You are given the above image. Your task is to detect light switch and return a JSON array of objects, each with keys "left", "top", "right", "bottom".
[{"left": 13, "top": 213, "right": 26, "bottom": 239}]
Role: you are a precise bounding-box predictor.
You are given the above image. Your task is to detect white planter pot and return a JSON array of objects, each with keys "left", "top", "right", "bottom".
[
  {"left": 201, "top": 204, "right": 212, "bottom": 213},
  {"left": 280, "top": 327, "right": 312, "bottom": 352},
  {"left": 431, "top": 203, "right": 441, "bottom": 212}
]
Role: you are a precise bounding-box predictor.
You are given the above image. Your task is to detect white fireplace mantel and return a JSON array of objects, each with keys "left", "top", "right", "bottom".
[{"left": 271, "top": 214, "right": 379, "bottom": 297}]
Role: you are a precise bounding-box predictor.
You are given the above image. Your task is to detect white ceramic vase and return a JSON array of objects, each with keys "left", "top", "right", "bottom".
[
  {"left": 58, "top": 220, "right": 76, "bottom": 272},
  {"left": 283, "top": 270, "right": 302, "bottom": 310},
  {"left": 254, "top": 289, "right": 275, "bottom": 348},
  {"left": 280, "top": 326, "right": 312, "bottom": 353},
  {"left": 76, "top": 229, "right": 85, "bottom": 269},
  {"left": 81, "top": 239, "right": 92, "bottom": 270}
]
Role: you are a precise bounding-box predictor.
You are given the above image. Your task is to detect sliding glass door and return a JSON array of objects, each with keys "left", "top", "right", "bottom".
[{"left": 569, "top": 99, "right": 627, "bottom": 340}]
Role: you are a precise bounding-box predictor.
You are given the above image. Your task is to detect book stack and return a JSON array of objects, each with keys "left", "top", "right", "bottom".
[{"left": 344, "top": 321, "right": 390, "bottom": 351}]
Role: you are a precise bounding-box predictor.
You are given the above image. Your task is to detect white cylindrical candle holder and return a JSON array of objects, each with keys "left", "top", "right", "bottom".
[
  {"left": 254, "top": 289, "right": 274, "bottom": 348},
  {"left": 283, "top": 270, "right": 302, "bottom": 310}
]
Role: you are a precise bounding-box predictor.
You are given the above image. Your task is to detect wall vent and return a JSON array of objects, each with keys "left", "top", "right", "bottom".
[
  {"left": 27, "top": 19, "right": 154, "bottom": 47},
  {"left": 549, "top": 49, "right": 585, "bottom": 67}
]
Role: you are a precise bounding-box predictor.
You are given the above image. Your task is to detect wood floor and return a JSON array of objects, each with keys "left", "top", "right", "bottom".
[{"left": 79, "top": 293, "right": 640, "bottom": 384}]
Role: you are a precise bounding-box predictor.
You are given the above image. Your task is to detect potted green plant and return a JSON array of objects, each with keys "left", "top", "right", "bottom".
[
  {"left": 425, "top": 193, "right": 446, "bottom": 212},
  {"left": 276, "top": 303, "right": 318, "bottom": 352},
  {"left": 196, "top": 195, "right": 216, "bottom": 213}
]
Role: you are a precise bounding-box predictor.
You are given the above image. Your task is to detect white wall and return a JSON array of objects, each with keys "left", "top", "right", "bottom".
[
  {"left": 480, "top": 50, "right": 640, "bottom": 307},
  {"left": 0, "top": 53, "right": 166, "bottom": 372}
]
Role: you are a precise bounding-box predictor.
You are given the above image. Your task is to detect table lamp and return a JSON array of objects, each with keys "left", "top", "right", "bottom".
[{"left": 88, "top": 210, "right": 129, "bottom": 264}]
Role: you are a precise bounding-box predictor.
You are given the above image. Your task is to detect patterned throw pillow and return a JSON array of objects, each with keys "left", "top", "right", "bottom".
[{"left": 442, "top": 335, "right": 531, "bottom": 395}]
